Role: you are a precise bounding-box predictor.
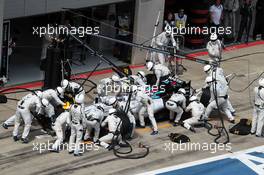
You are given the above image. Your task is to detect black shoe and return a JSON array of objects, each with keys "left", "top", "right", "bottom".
[
  {"left": 13, "top": 136, "right": 19, "bottom": 142},
  {"left": 198, "top": 118, "right": 207, "bottom": 122},
  {"left": 256, "top": 135, "right": 261, "bottom": 137},
  {"left": 173, "top": 122, "right": 180, "bottom": 127},
  {"left": 250, "top": 132, "right": 256, "bottom": 135},
  {"left": 138, "top": 125, "right": 145, "bottom": 128},
  {"left": 94, "top": 140, "right": 100, "bottom": 145},
  {"left": 190, "top": 127, "right": 196, "bottom": 133},
  {"left": 119, "top": 142, "right": 129, "bottom": 147},
  {"left": 169, "top": 120, "right": 174, "bottom": 123},
  {"left": 126, "top": 136, "right": 133, "bottom": 141},
  {"left": 229, "top": 120, "right": 235, "bottom": 124},
  {"left": 204, "top": 123, "right": 211, "bottom": 130},
  {"left": 2, "top": 123, "right": 8, "bottom": 129},
  {"left": 150, "top": 131, "right": 158, "bottom": 135},
  {"left": 107, "top": 144, "right": 114, "bottom": 151},
  {"left": 21, "top": 138, "right": 29, "bottom": 144},
  {"left": 68, "top": 151, "right": 74, "bottom": 154}
]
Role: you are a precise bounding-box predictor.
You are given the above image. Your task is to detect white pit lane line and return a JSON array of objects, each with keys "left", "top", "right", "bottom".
[{"left": 137, "top": 145, "right": 264, "bottom": 175}]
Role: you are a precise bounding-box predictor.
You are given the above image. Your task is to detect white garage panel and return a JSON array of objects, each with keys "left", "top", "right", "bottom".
[{"left": 4, "top": 0, "right": 127, "bottom": 19}]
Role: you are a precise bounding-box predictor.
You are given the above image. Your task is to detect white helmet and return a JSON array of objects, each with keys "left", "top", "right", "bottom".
[
  {"left": 111, "top": 74, "right": 120, "bottom": 82},
  {"left": 35, "top": 91, "right": 43, "bottom": 98},
  {"left": 137, "top": 71, "right": 145, "bottom": 78},
  {"left": 61, "top": 79, "right": 69, "bottom": 89},
  {"left": 75, "top": 94, "right": 85, "bottom": 104},
  {"left": 189, "top": 96, "right": 198, "bottom": 102},
  {"left": 178, "top": 88, "right": 186, "bottom": 95},
  {"left": 146, "top": 61, "right": 154, "bottom": 71},
  {"left": 56, "top": 87, "right": 64, "bottom": 96},
  {"left": 205, "top": 76, "right": 213, "bottom": 84},
  {"left": 259, "top": 78, "right": 264, "bottom": 87},
  {"left": 108, "top": 96, "right": 117, "bottom": 106},
  {"left": 109, "top": 108, "right": 117, "bottom": 115},
  {"left": 41, "top": 98, "right": 49, "bottom": 107},
  {"left": 203, "top": 65, "right": 211, "bottom": 73},
  {"left": 210, "top": 33, "right": 218, "bottom": 41},
  {"left": 164, "top": 25, "right": 172, "bottom": 36}
]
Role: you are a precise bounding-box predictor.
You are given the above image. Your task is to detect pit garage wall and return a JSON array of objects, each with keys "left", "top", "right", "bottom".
[
  {"left": 3, "top": 0, "right": 127, "bottom": 19},
  {"left": 131, "top": 0, "right": 165, "bottom": 65},
  {"left": 0, "top": 0, "right": 4, "bottom": 68}
]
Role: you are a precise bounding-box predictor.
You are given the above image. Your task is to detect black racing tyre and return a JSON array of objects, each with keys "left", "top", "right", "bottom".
[{"left": 200, "top": 87, "right": 211, "bottom": 107}]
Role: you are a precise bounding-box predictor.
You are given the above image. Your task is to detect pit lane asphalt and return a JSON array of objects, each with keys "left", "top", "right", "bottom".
[{"left": 0, "top": 44, "right": 264, "bottom": 175}]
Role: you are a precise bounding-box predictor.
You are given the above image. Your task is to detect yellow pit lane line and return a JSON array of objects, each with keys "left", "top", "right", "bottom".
[
  {"left": 135, "top": 115, "right": 241, "bottom": 134},
  {"left": 135, "top": 122, "right": 173, "bottom": 134}
]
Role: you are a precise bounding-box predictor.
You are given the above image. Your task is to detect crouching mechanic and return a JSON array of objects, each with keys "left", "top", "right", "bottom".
[
  {"left": 2, "top": 93, "right": 53, "bottom": 129},
  {"left": 251, "top": 79, "right": 264, "bottom": 137},
  {"left": 68, "top": 94, "right": 85, "bottom": 156},
  {"left": 109, "top": 96, "right": 136, "bottom": 138},
  {"left": 83, "top": 103, "right": 105, "bottom": 142},
  {"left": 51, "top": 111, "right": 71, "bottom": 153},
  {"left": 203, "top": 76, "right": 235, "bottom": 123},
  {"left": 36, "top": 98, "right": 57, "bottom": 132},
  {"left": 61, "top": 79, "right": 85, "bottom": 105},
  {"left": 206, "top": 33, "right": 224, "bottom": 65},
  {"left": 100, "top": 96, "right": 136, "bottom": 138},
  {"left": 166, "top": 88, "right": 186, "bottom": 126},
  {"left": 2, "top": 92, "right": 45, "bottom": 129},
  {"left": 13, "top": 91, "right": 43, "bottom": 143},
  {"left": 99, "top": 108, "right": 121, "bottom": 149},
  {"left": 42, "top": 87, "right": 65, "bottom": 107},
  {"left": 146, "top": 61, "right": 171, "bottom": 86},
  {"left": 136, "top": 89, "right": 158, "bottom": 135},
  {"left": 183, "top": 96, "right": 205, "bottom": 133}
]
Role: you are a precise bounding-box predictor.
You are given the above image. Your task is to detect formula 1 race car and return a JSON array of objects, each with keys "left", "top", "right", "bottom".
[{"left": 140, "top": 73, "right": 193, "bottom": 121}]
